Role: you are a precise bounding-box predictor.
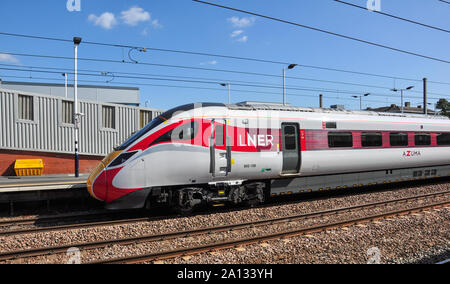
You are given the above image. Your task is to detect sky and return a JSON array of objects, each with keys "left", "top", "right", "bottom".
[{"left": 0, "top": 0, "right": 449, "bottom": 111}]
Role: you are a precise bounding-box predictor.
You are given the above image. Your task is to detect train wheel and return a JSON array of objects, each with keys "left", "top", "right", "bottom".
[
  {"left": 244, "top": 182, "right": 266, "bottom": 207},
  {"left": 173, "top": 188, "right": 202, "bottom": 215}
]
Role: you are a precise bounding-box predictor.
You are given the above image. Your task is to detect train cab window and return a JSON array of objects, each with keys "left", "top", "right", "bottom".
[
  {"left": 415, "top": 133, "right": 431, "bottom": 146},
  {"left": 437, "top": 133, "right": 450, "bottom": 146},
  {"left": 390, "top": 133, "right": 408, "bottom": 147},
  {"left": 215, "top": 125, "right": 225, "bottom": 147},
  {"left": 361, "top": 132, "right": 382, "bottom": 147},
  {"left": 328, "top": 132, "right": 353, "bottom": 148},
  {"left": 172, "top": 121, "right": 199, "bottom": 141}
]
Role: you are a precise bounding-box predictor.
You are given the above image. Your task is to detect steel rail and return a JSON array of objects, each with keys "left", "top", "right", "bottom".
[
  {"left": 0, "top": 215, "right": 157, "bottom": 237},
  {"left": 0, "top": 191, "right": 447, "bottom": 262},
  {"left": 95, "top": 200, "right": 449, "bottom": 264}
]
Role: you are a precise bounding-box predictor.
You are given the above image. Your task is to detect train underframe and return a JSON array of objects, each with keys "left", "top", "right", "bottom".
[
  {"left": 147, "top": 181, "right": 269, "bottom": 213},
  {"left": 105, "top": 164, "right": 450, "bottom": 212}
]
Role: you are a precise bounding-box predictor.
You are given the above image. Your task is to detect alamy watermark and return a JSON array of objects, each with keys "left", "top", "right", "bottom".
[
  {"left": 367, "top": 247, "right": 381, "bottom": 264},
  {"left": 367, "top": 0, "right": 381, "bottom": 12},
  {"left": 66, "top": 247, "right": 81, "bottom": 264},
  {"left": 67, "top": 0, "right": 81, "bottom": 12}
]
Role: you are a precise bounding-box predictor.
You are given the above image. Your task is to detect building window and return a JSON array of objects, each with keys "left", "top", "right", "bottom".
[
  {"left": 361, "top": 132, "right": 382, "bottom": 147},
  {"left": 62, "top": 101, "right": 74, "bottom": 124},
  {"left": 437, "top": 133, "right": 450, "bottom": 146},
  {"left": 328, "top": 132, "right": 353, "bottom": 148},
  {"left": 102, "top": 105, "right": 115, "bottom": 129},
  {"left": 18, "top": 94, "right": 33, "bottom": 121},
  {"left": 325, "top": 122, "right": 337, "bottom": 129},
  {"left": 415, "top": 133, "right": 431, "bottom": 146},
  {"left": 390, "top": 133, "right": 409, "bottom": 147},
  {"left": 140, "top": 110, "right": 152, "bottom": 129}
]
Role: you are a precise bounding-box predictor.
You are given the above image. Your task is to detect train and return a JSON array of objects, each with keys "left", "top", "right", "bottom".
[{"left": 87, "top": 102, "right": 450, "bottom": 212}]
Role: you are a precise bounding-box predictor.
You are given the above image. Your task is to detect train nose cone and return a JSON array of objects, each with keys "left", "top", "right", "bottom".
[
  {"left": 87, "top": 162, "right": 107, "bottom": 201},
  {"left": 87, "top": 151, "right": 122, "bottom": 201}
]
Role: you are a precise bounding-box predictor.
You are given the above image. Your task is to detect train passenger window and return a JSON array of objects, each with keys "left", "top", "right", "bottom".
[
  {"left": 437, "top": 133, "right": 450, "bottom": 145},
  {"left": 328, "top": 132, "right": 353, "bottom": 148},
  {"left": 215, "top": 125, "right": 225, "bottom": 146},
  {"left": 284, "top": 126, "right": 297, "bottom": 150},
  {"left": 361, "top": 132, "right": 382, "bottom": 147},
  {"left": 172, "top": 121, "right": 199, "bottom": 141},
  {"left": 415, "top": 133, "right": 431, "bottom": 146},
  {"left": 390, "top": 133, "right": 408, "bottom": 147}
]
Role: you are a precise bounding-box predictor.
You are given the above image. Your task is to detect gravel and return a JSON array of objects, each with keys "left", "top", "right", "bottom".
[
  {"left": 0, "top": 181, "right": 448, "bottom": 264},
  {"left": 162, "top": 206, "right": 449, "bottom": 264}
]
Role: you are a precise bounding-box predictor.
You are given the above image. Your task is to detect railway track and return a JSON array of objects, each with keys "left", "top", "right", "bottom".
[
  {"left": 1, "top": 177, "right": 448, "bottom": 237},
  {"left": 95, "top": 195, "right": 449, "bottom": 264},
  {"left": 0, "top": 212, "right": 159, "bottom": 237},
  {"left": 0, "top": 190, "right": 448, "bottom": 263}
]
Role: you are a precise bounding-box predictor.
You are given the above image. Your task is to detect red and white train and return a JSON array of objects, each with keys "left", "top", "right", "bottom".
[{"left": 87, "top": 102, "right": 450, "bottom": 211}]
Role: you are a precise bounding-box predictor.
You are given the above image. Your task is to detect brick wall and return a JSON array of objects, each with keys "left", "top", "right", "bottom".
[{"left": 0, "top": 149, "right": 104, "bottom": 176}]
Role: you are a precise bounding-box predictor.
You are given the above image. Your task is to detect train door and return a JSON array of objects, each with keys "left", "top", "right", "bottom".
[
  {"left": 281, "top": 123, "right": 301, "bottom": 174},
  {"left": 209, "top": 119, "right": 231, "bottom": 178}
]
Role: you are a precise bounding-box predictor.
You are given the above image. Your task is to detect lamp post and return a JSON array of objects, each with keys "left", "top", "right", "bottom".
[
  {"left": 283, "top": 64, "right": 297, "bottom": 106},
  {"left": 391, "top": 86, "right": 414, "bottom": 114},
  {"left": 73, "top": 37, "right": 82, "bottom": 178},
  {"left": 220, "top": 83, "right": 231, "bottom": 104},
  {"left": 352, "top": 93, "right": 370, "bottom": 110}
]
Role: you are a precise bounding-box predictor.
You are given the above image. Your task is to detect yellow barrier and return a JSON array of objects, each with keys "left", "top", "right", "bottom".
[{"left": 14, "top": 159, "right": 44, "bottom": 176}]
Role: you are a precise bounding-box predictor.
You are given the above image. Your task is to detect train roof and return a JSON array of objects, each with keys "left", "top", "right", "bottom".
[{"left": 226, "top": 102, "right": 449, "bottom": 121}]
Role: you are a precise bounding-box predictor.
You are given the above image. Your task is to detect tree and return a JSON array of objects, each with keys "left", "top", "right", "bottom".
[{"left": 436, "top": 99, "right": 450, "bottom": 118}]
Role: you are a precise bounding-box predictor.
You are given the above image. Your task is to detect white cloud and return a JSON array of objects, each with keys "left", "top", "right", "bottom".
[
  {"left": 200, "top": 60, "right": 218, "bottom": 65},
  {"left": 121, "top": 6, "right": 150, "bottom": 26},
  {"left": 227, "top": 16, "right": 255, "bottom": 28},
  {"left": 230, "top": 30, "right": 244, "bottom": 38},
  {"left": 88, "top": 12, "right": 117, "bottom": 29},
  {"left": 0, "top": 53, "right": 19, "bottom": 64},
  {"left": 236, "top": 35, "right": 248, "bottom": 43},
  {"left": 151, "top": 19, "right": 163, "bottom": 29}
]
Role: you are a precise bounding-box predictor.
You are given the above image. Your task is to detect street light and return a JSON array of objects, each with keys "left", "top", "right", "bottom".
[
  {"left": 391, "top": 86, "right": 414, "bottom": 114},
  {"left": 283, "top": 64, "right": 298, "bottom": 106},
  {"left": 73, "top": 37, "right": 82, "bottom": 178},
  {"left": 352, "top": 93, "right": 370, "bottom": 110},
  {"left": 220, "top": 83, "right": 231, "bottom": 104}
]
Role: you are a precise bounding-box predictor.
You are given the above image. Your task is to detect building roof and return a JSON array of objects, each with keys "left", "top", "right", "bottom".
[
  {"left": 367, "top": 104, "right": 437, "bottom": 115},
  {"left": 0, "top": 80, "right": 140, "bottom": 106}
]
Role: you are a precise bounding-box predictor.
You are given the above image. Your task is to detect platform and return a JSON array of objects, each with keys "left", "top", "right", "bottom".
[
  {"left": 0, "top": 175, "right": 92, "bottom": 215},
  {"left": 0, "top": 175, "right": 88, "bottom": 193}
]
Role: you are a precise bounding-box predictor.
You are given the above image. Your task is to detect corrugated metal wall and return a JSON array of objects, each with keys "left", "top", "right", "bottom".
[{"left": 0, "top": 88, "right": 164, "bottom": 156}]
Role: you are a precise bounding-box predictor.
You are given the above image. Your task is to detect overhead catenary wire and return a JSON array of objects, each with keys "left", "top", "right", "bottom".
[
  {"left": 0, "top": 62, "right": 447, "bottom": 97},
  {"left": 0, "top": 66, "right": 446, "bottom": 101},
  {"left": 2, "top": 50, "right": 450, "bottom": 89},
  {"left": 334, "top": 0, "right": 450, "bottom": 34},
  {"left": 1, "top": 32, "right": 450, "bottom": 85},
  {"left": 192, "top": 0, "right": 450, "bottom": 64},
  {"left": 0, "top": 66, "right": 443, "bottom": 100},
  {"left": 0, "top": 74, "right": 401, "bottom": 105}
]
